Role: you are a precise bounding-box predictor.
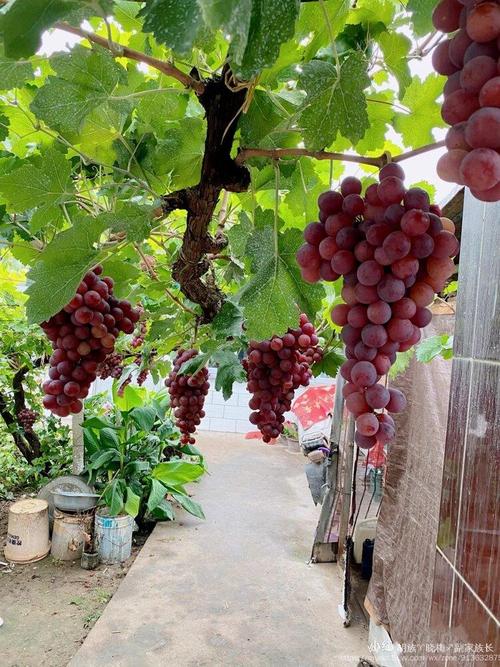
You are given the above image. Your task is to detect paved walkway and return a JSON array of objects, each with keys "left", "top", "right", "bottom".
[{"left": 70, "top": 433, "right": 368, "bottom": 667}]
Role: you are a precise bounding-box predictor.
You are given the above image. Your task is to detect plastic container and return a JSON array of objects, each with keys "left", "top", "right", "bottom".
[
  {"left": 51, "top": 509, "right": 93, "bottom": 561},
  {"left": 95, "top": 511, "right": 134, "bottom": 564},
  {"left": 353, "top": 516, "right": 378, "bottom": 564},
  {"left": 4, "top": 498, "right": 50, "bottom": 563}
]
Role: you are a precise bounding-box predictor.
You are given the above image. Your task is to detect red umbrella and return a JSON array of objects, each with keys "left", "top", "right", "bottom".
[{"left": 291, "top": 385, "right": 336, "bottom": 430}]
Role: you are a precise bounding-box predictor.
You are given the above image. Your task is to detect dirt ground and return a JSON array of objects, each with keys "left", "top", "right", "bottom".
[{"left": 0, "top": 498, "right": 148, "bottom": 667}]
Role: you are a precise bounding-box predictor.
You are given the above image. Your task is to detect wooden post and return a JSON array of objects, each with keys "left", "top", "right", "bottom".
[{"left": 72, "top": 410, "right": 84, "bottom": 475}]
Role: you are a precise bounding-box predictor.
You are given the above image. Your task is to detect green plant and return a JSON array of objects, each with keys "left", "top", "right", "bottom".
[
  {"left": 282, "top": 421, "right": 299, "bottom": 440},
  {"left": 83, "top": 385, "right": 206, "bottom": 522}
]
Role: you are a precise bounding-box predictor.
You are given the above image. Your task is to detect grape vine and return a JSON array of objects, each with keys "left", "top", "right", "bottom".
[
  {"left": 432, "top": 0, "right": 500, "bottom": 201},
  {"left": 297, "top": 166, "right": 459, "bottom": 448}
]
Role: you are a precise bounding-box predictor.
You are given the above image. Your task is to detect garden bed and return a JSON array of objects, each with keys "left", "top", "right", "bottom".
[{"left": 0, "top": 497, "right": 150, "bottom": 667}]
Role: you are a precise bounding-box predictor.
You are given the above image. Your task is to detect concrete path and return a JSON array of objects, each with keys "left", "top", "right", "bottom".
[{"left": 70, "top": 434, "right": 369, "bottom": 667}]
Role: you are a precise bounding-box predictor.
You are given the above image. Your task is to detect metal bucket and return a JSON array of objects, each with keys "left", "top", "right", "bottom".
[
  {"left": 95, "top": 511, "right": 134, "bottom": 564},
  {"left": 51, "top": 510, "right": 93, "bottom": 561},
  {"left": 4, "top": 499, "right": 50, "bottom": 564}
]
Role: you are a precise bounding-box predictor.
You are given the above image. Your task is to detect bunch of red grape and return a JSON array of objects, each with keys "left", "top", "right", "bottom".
[
  {"left": 40, "top": 266, "right": 141, "bottom": 417},
  {"left": 18, "top": 408, "right": 38, "bottom": 433},
  {"left": 297, "top": 166, "right": 459, "bottom": 449},
  {"left": 243, "top": 314, "right": 321, "bottom": 443},
  {"left": 431, "top": 0, "right": 500, "bottom": 201},
  {"left": 165, "top": 349, "right": 210, "bottom": 445},
  {"left": 131, "top": 320, "right": 147, "bottom": 349},
  {"left": 96, "top": 352, "right": 124, "bottom": 380}
]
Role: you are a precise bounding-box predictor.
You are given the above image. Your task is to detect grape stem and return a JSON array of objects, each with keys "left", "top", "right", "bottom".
[
  {"left": 56, "top": 22, "right": 205, "bottom": 94},
  {"left": 236, "top": 141, "right": 446, "bottom": 168}
]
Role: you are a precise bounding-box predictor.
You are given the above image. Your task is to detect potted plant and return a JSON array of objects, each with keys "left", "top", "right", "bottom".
[
  {"left": 82, "top": 385, "right": 206, "bottom": 563},
  {"left": 282, "top": 421, "right": 300, "bottom": 452}
]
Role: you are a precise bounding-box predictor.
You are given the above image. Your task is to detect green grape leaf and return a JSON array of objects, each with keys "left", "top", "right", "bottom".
[
  {"left": 30, "top": 45, "right": 127, "bottom": 134},
  {"left": 227, "top": 212, "right": 253, "bottom": 260},
  {"left": 114, "top": 0, "right": 143, "bottom": 32},
  {"left": 407, "top": 0, "right": 436, "bottom": 36},
  {"left": 0, "top": 52, "right": 34, "bottom": 89},
  {"left": 136, "top": 89, "right": 189, "bottom": 133},
  {"left": 355, "top": 91, "right": 395, "bottom": 154},
  {"left": 212, "top": 350, "right": 247, "bottom": 400},
  {"left": 240, "top": 224, "right": 324, "bottom": 339},
  {"left": 0, "top": 110, "right": 8, "bottom": 142},
  {"left": 312, "top": 349, "right": 344, "bottom": 378},
  {"left": 389, "top": 348, "right": 415, "bottom": 379},
  {"left": 0, "top": 147, "right": 74, "bottom": 215},
  {"left": 211, "top": 301, "right": 245, "bottom": 339},
  {"left": 153, "top": 118, "right": 205, "bottom": 189},
  {"left": 394, "top": 74, "right": 446, "bottom": 148},
  {"left": 0, "top": 0, "right": 80, "bottom": 58},
  {"left": 415, "top": 334, "right": 454, "bottom": 363},
  {"left": 230, "top": 0, "right": 301, "bottom": 80},
  {"left": 298, "top": 52, "right": 370, "bottom": 150},
  {"left": 240, "top": 90, "right": 289, "bottom": 146},
  {"left": 140, "top": 0, "right": 202, "bottom": 56},
  {"left": 347, "top": 0, "right": 395, "bottom": 27},
  {"left": 376, "top": 32, "right": 412, "bottom": 99},
  {"left": 25, "top": 215, "right": 106, "bottom": 324},
  {"left": 99, "top": 204, "right": 154, "bottom": 243},
  {"left": 299, "top": 0, "right": 351, "bottom": 62},
  {"left": 199, "top": 0, "right": 252, "bottom": 65}
]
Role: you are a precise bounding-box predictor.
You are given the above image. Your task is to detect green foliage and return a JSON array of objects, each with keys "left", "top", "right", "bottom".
[
  {"left": 416, "top": 334, "right": 454, "bottom": 363},
  {"left": 83, "top": 389, "right": 206, "bottom": 521}
]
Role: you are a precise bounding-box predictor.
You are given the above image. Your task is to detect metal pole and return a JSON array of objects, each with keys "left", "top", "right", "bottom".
[{"left": 72, "top": 410, "right": 84, "bottom": 475}]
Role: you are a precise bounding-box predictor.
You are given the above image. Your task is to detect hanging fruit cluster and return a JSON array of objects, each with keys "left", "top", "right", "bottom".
[
  {"left": 432, "top": 0, "right": 500, "bottom": 201},
  {"left": 243, "top": 314, "right": 323, "bottom": 443},
  {"left": 296, "top": 166, "right": 459, "bottom": 449},
  {"left": 40, "top": 266, "right": 141, "bottom": 416},
  {"left": 165, "top": 349, "right": 210, "bottom": 445}
]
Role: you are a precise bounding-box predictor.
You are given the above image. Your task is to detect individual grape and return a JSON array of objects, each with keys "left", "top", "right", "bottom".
[
  {"left": 427, "top": 214, "right": 444, "bottom": 237},
  {"left": 341, "top": 176, "right": 362, "bottom": 196},
  {"left": 387, "top": 318, "right": 413, "bottom": 343},
  {"left": 357, "top": 260, "right": 384, "bottom": 286},
  {"left": 379, "top": 163, "right": 405, "bottom": 181},
  {"left": 432, "top": 231, "right": 460, "bottom": 258},
  {"left": 384, "top": 203, "right": 405, "bottom": 226},
  {"left": 377, "top": 177, "right": 405, "bottom": 205},
  {"left": 361, "top": 324, "right": 388, "bottom": 348},
  {"left": 354, "top": 240, "right": 375, "bottom": 262},
  {"left": 432, "top": 0, "right": 463, "bottom": 32},
  {"left": 340, "top": 359, "right": 357, "bottom": 382},
  {"left": 463, "top": 39, "right": 498, "bottom": 63},
  {"left": 354, "top": 342, "right": 377, "bottom": 361},
  {"left": 373, "top": 353, "right": 392, "bottom": 376},
  {"left": 443, "top": 71, "right": 462, "bottom": 97},
  {"left": 341, "top": 285, "right": 358, "bottom": 305},
  {"left": 464, "top": 107, "right": 500, "bottom": 149},
  {"left": 354, "top": 283, "right": 379, "bottom": 304},
  {"left": 479, "top": 77, "right": 500, "bottom": 107},
  {"left": 432, "top": 39, "right": 459, "bottom": 75},
  {"left": 325, "top": 212, "right": 352, "bottom": 236},
  {"left": 410, "top": 282, "right": 435, "bottom": 307},
  {"left": 366, "top": 222, "right": 391, "bottom": 247},
  {"left": 391, "top": 298, "right": 417, "bottom": 320},
  {"left": 351, "top": 361, "right": 377, "bottom": 388},
  {"left": 400, "top": 209, "right": 430, "bottom": 237},
  {"left": 448, "top": 29, "right": 473, "bottom": 67},
  {"left": 386, "top": 388, "right": 407, "bottom": 413},
  {"left": 331, "top": 250, "right": 356, "bottom": 275},
  {"left": 347, "top": 305, "right": 369, "bottom": 329},
  {"left": 437, "top": 150, "right": 468, "bottom": 184},
  {"left": 391, "top": 256, "right": 419, "bottom": 280},
  {"left": 376, "top": 421, "right": 396, "bottom": 444},
  {"left": 356, "top": 413, "right": 380, "bottom": 437},
  {"left": 470, "top": 181, "right": 500, "bottom": 202},
  {"left": 365, "top": 384, "right": 390, "bottom": 410},
  {"left": 411, "top": 308, "right": 433, "bottom": 328},
  {"left": 445, "top": 123, "right": 470, "bottom": 151},
  {"left": 331, "top": 304, "right": 351, "bottom": 326},
  {"left": 341, "top": 325, "right": 362, "bottom": 346},
  {"left": 441, "top": 89, "right": 480, "bottom": 125},
  {"left": 427, "top": 256, "right": 456, "bottom": 281},
  {"left": 304, "top": 222, "right": 326, "bottom": 245},
  {"left": 377, "top": 275, "right": 406, "bottom": 303},
  {"left": 319, "top": 237, "right": 339, "bottom": 260},
  {"left": 296, "top": 243, "right": 321, "bottom": 268},
  {"left": 346, "top": 392, "right": 370, "bottom": 417},
  {"left": 459, "top": 148, "right": 500, "bottom": 190},
  {"left": 318, "top": 191, "right": 344, "bottom": 215},
  {"left": 355, "top": 432, "right": 377, "bottom": 449},
  {"left": 460, "top": 56, "right": 497, "bottom": 93},
  {"left": 367, "top": 301, "right": 392, "bottom": 325},
  {"left": 440, "top": 217, "right": 456, "bottom": 233},
  {"left": 466, "top": 2, "right": 500, "bottom": 43},
  {"left": 342, "top": 194, "right": 365, "bottom": 217},
  {"left": 365, "top": 183, "right": 382, "bottom": 205},
  {"left": 336, "top": 227, "right": 361, "bottom": 250},
  {"left": 320, "top": 261, "right": 340, "bottom": 282},
  {"left": 374, "top": 247, "right": 392, "bottom": 267},
  {"left": 301, "top": 266, "right": 321, "bottom": 283}
]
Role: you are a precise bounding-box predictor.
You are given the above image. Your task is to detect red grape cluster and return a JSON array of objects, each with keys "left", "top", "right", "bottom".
[
  {"left": 18, "top": 408, "right": 38, "bottom": 433},
  {"left": 431, "top": 0, "right": 500, "bottom": 201},
  {"left": 297, "top": 166, "right": 459, "bottom": 449},
  {"left": 131, "top": 320, "right": 147, "bottom": 349},
  {"left": 40, "top": 266, "right": 141, "bottom": 417},
  {"left": 165, "top": 349, "right": 209, "bottom": 445},
  {"left": 243, "top": 314, "right": 321, "bottom": 443},
  {"left": 96, "top": 352, "right": 124, "bottom": 380}
]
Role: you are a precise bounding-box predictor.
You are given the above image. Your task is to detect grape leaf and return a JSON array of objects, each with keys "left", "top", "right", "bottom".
[
  {"left": 211, "top": 301, "right": 245, "bottom": 338},
  {"left": 113, "top": 0, "right": 143, "bottom": 32},
  {"left": 298, "top": 52, "right": 370, "bottom": 150},
  {"left": 227, "top": 211, "right": 253, "bottom": 259},
  {"left": 312, "top": 349, "right": 344, "bottom": 378},
  {"left": 240, "top": 223, "right": 324, "bottom": 339},
  {"left": 199, "top": 0, "right": 252, "bottom": 65},
  {"left": 30, "top": 45, "right": 127, "bottom": 134},
  {"left": 136, "top": 89, "right": 189, "bottom": 133},
  {"left": 376, "top": 32, "right": 412, "bottom": 99},
  {"left": 0, "top": 0, "right": 80, "bottom": 58},
  {"left": 230, "top": 0, "right": 301, "bottom": 80},
  {"left": 153, "top": 118, "right": 205, "bottom": 189},
  {"left": 140, "top": 0, "right": 202, "bottom": 56},
  {"left": 416, "top": 334, "right": 454, "bottom": 363},
  {"left": 0, "top": 147, "right": 74, "bottom": 214},
  {"left": 25, "top": 215, "right": 106, "bottom": 324},
  {"left": 98, "top": 204, "right": 154, "bottom": 243},
  {"left": 300, "top": 0, "right": 351, "bottom": 62},
  {"left": 240, "top": 90, "right": 289, "bottom": 146},
  {"left": 355, "top": 91, "right": 395, "bottom": 154},
  {"left": 407, "top": 0, "right": 436, "bottom": 37},
  {"left": 394, "top": 74, "right": 446, "bottom": 148},
  {"left": 0, "top": 110, "right": 8, "bottom": 142},
  {"left": 0, "top": 52, "right": 34, "bottom": 89},
  {"left": 347, "top": 0, "right": 395, "bottom": 28},
  {"left": 213, "top": 350, "right": 247, "bottom": 400}
]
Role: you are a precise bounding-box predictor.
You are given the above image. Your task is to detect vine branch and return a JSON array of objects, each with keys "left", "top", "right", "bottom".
[
  {"left": 56, "top": 22, "right": 205, "bottom": 94},
  {"left": 236, "top": 141, "right": 446, "bottom": 168}
]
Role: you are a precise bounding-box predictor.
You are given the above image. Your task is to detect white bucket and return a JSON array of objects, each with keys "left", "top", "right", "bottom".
[
  {"left": 51, "top": 510, "right": 93, "bottom": 561},
  {"left": 353, "top": 516, "right": 378, "bottom": 564},
  {"left": 95, "top": 511, "right": 134, "bottom": 564},
  {"left": 4, "top": 499, "right": 50, "bottom": 564}
]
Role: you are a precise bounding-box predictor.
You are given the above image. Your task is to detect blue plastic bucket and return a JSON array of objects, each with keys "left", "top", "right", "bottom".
[{"left": 95, "top": 511, "right": 134, "bottom": 564}]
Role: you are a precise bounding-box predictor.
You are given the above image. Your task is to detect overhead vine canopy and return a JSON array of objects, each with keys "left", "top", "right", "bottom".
[{"left": 0, "top": 0, "right": 445, "bottom": 363}]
